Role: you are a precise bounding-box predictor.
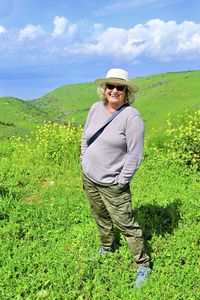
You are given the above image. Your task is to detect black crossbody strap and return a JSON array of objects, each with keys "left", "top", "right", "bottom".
[{"left": 87, "top": 103, "right": 130, "bottom": 147}]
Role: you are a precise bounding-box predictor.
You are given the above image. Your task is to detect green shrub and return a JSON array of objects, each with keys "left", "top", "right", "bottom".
[
  {"left": 34, "top": 121, "right": 83, "bottom": 164},
  {"left": 164, "top": 110, "right": 200, "bottom": 169},
  {"left": 0, "top": 122, "right": 83, "bottom": 199}
]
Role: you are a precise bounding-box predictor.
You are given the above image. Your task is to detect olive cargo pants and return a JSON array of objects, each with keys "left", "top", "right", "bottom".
[{"left": 82, "top": 174, "right": 150, "bottom": 267}]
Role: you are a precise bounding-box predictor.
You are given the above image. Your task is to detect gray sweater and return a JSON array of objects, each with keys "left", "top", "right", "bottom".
[{"left": 81, "top": 101, "right": 144, "bottom": 186}]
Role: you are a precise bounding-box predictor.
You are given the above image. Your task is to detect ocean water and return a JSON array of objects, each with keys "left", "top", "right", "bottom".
[
  {"left": 0, "top": 62, "right": 97, "bottom": 100},
  {"left": 0, "top": 76, "right": 65, "bottom": 100}
]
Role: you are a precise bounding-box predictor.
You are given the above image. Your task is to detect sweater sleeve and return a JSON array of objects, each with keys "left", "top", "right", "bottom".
[
  {"left": 80, "top": 103, "right": 96, "bottom": 161},
  {"left": 117, "top": 115, "right": 144, "bottom": 185}
]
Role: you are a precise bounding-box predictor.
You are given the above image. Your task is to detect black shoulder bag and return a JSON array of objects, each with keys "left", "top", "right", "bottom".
[{"left": 87, "top": 103, "right": 130, "bottom": 147}]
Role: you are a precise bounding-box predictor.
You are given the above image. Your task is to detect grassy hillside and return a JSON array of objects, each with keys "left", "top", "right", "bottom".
[
  {"left": 0, "top": 70, "right": 200, "bottom": 138},
  {"left": 0, "top": 97, "right": 50, "bottom": 138},
  {"left": 0, "top": 116, "right": 199, "bottom": 299},
  {"left": 30, "top": 70, "right": 200, "bottom": 131},
  {"left": 0, "top": 70, "right": 199, "bottom": 297},
  {"left": 28, "top": 82, "right": 97, "bottom": 124},
  {"left": 134, "top": 71, "right": 200, "bottom": 132}
]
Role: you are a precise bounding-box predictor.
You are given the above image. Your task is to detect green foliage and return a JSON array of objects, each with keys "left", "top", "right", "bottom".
[
  {"left": 145, "top": 109, "right": 200, "bottom": 171},
  {"left": 1, "top": 71, "right": 200, "bottom": 298},
  {"left": 34, "top": 121, "right": 83, "bottom": 164},
  {"left": 0, "top": 97, "right": 49, "bottom": 138},
  {"left": 0, "top": 122, "right": 199, "bottom": 299},
  {"left": 1, "top": 70, "right": 200, "bottom": 138},
  {"left": 165, "top": 110, "right": 200, "bottom": 169}
]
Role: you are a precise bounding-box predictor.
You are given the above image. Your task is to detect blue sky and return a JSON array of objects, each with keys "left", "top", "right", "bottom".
[{"left": 0, "top": 0, "right": 200, "bottom": 100}]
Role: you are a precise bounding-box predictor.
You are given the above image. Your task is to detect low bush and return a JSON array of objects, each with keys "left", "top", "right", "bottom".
[
  {"left": 34, "top": 121, "right": 83, "bottom": 164},
  {"left": 165, "top": 109, "right": 199, "bottom": 169},
  {"left": 146, "top": 109, "right": 200, "bottom": 171}
]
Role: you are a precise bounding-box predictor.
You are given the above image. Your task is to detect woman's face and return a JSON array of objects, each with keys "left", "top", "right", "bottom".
[{"left": 104, "top": 83, "right": 126, "bottom": 107}]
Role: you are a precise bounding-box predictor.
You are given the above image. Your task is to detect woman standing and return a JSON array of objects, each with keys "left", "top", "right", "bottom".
[{"left": 81, "top": 68, "right": 151, "bottom": 287}]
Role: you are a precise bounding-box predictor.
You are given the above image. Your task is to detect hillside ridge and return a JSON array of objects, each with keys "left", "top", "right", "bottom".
[{"left": 0, "top": 70, "right": 200, "bottom": 138}]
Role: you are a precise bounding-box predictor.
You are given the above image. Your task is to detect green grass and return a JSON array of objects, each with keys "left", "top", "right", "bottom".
[
  {"left": 0, "top": 71, "right": 199, "bottom": 298},
  {"left": 0, "top": 118, "right": 199, "bottom": 299},
  {"left": 0, "top": 97, "right": 49, "bottom": 138},
  {"left": 133, "top": 71, "right": 200, "bottom": 132},
  {"left": 0, "top": 70, "right": 200, "bottom": 138},
  {"left": 31, "top": 70, "right": 200, "bottom": 133}
]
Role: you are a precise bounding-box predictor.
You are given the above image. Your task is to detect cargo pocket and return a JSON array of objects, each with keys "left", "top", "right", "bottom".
[
  {"left": 109, "top": 183, "right": 131, "bottom": 207},
  {"left": 109, "top": 183, "right": 129, "bottom": 194}
]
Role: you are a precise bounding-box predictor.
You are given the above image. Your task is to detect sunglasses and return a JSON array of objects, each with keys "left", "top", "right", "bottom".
[{"left": 106, "top": 84, "right": 126, "bottom": 92}]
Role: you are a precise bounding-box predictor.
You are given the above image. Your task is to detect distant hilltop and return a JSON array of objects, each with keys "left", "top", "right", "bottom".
[{"left": 0, "top": 70, "right": 200, "bottom": 138}]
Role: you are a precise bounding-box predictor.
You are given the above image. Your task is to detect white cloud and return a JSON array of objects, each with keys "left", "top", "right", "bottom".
[
  {"left": 1, "top": 17, "right": 200, "bottom": 66},
  {"left": 177, "top": 33, "right": 200, "bottom": 52},
  {"left": 18, "top": 24, "right": 44, "bottom": 41},
  {"left": 176, "top": 21, "right": 200, "bottom": 53},
  {"left": 0, "top": 25, "right": 7, "bottom": 34},
  {"left": 52, "top": 16, "right": 77, "bottom": 38},
  {"left": 80, "top": 18, "right": 200, "bottom": 62},
  {"left": 84, "top": 27, "right": 129, "bottom": 55}
]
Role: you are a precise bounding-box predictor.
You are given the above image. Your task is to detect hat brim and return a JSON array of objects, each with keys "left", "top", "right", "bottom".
[{"left": 95, "top": 78, "right": 139, "bottom": 93}]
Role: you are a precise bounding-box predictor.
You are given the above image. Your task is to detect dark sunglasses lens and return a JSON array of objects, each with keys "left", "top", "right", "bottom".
[
  {"left": 106, "top": 84, "right": 115, "bottom": 90},
  {"left": 106, "top": 84, "right": 126, "bottom": 91},
  {"left": 116, "top": 85, "right": 126, "bottom": 91}
]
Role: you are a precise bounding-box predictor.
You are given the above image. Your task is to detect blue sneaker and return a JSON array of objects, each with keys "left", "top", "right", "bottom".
[
  {"left": 89, "top": 247, "right": 110, "bottom": 261},
  {"left": 134, "top": 266, "right": 152, "bottom": 287},
  {"left": 99, "top": 247, "right": 110, "bottom": 256}
]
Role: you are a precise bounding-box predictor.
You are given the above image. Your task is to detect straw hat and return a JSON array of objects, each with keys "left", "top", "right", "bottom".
[{"left": 95, "top": 68, "right": 139, "bottom": 92}]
